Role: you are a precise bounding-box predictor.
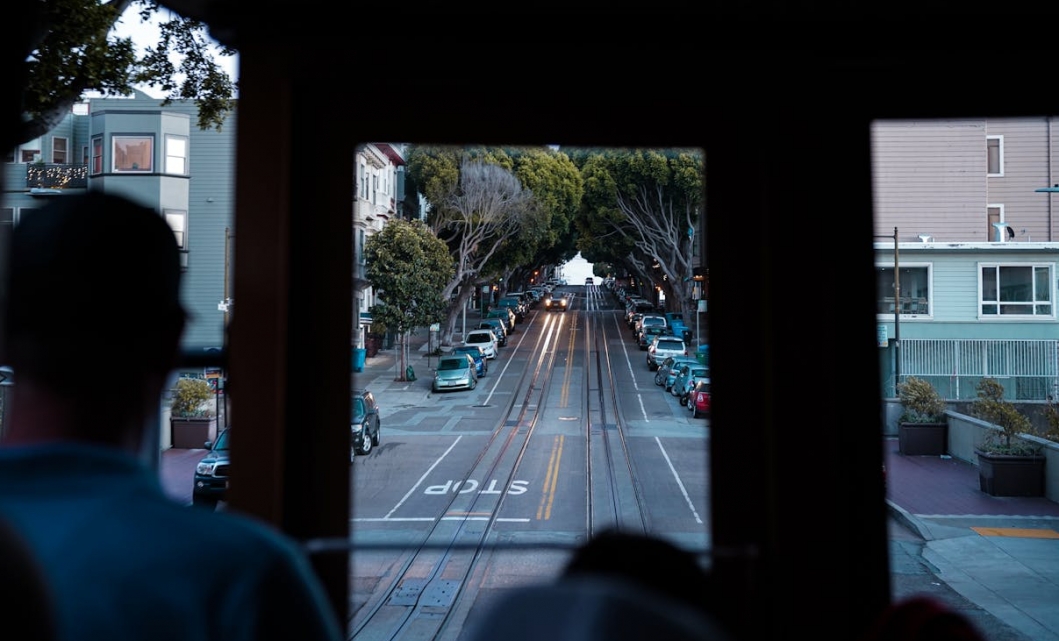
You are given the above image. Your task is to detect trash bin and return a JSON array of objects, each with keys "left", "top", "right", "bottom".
[
  {"left": 696, "top": 343, "right": 709, "bottom": 367},
  {"left": 352, "top": 347, "right": 366, "bottom": 373}
]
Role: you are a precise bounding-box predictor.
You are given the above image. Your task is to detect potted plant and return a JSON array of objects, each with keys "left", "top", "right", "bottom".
[
  {"left": 169, "top": 377, "right": 218, "bottom": 449},
  {"left": 972, "top": 378, "right": 1044, "bottom": 497},
  {"left": 896, "top": 376, "right": 948, "bottom": 456}
]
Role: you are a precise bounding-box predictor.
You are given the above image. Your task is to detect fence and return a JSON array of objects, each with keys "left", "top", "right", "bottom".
[{"left": 898, "top": 339, "right": 1059, "bottom": 401}]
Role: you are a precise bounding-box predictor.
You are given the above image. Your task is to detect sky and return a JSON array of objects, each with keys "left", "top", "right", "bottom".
[{"left": 110, "top": 4, "right": 239, "bottom": 100}]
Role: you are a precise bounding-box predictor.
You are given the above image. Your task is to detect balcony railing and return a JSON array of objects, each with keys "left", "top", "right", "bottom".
[{"left": 25, "top": 163, "right": 88, "bottom": 190}]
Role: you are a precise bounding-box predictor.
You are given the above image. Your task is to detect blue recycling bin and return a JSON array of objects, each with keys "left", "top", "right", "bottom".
[{"left": 352, "top": 347, "right": 367, "bottom": 373}]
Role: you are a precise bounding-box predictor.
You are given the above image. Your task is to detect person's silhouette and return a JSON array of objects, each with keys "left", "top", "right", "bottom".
[{"left": 0, "top": 191, "right": 343, "bottom": 641}]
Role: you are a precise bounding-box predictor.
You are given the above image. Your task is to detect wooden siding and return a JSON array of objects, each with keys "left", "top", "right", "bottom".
[
  {"left": 986, "top": 118, "right": 1055, "bottom": 243},
  {"left": 876, "top": 244, "right": 1059, "bottom": 341},
  {"left": 872, "top": 119, "right": 986, "bottom": 242},
  {"left": 872, "top": 117, "right": 1059, "bottom": 245}
]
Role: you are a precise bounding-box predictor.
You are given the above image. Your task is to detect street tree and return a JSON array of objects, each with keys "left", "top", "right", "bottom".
[
  {"left": 576, "top": 148, "right": 703, "bottom": 314},
  {"left": 11, "top": 0, "right": 236, "bottom": 147},
  {"left": 405, "top": 146, "right": 580, "bottom": 346},
  {"left": 364, "top": 219, "right": 454, "bottom": 381}
]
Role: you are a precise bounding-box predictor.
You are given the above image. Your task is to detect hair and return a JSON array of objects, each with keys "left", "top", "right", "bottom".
[{"left": 2, "top": 191, "right": 186, "bottom": 395}]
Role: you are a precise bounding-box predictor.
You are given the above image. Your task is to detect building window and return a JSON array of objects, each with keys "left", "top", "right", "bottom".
[
  {"left": 91, "top": 137, "right": 102, "bottom": 175},
  {"left": 81, "top": 145, "right": 89, "bottom": 166},
  {"left": 987, "top": 135, "right": 1003, "bottom": 177},
  {"left": 981, "top": 264, "right": 1052, "bottom": 317},
  {"left": 165, "top": 135, "right": 188, "bottom": 175},
  {"left": 112, "top": 136, "right": 153, "bottom": 172},
  {"left": 51, "top": 137, "right": 68, "bottom": 164},
  {"left": 21, "top": 149, "right": 40, "bottom": 163},
  {"left": 164, "top": 209, "right": 187, "bottom": 249},
  {"left": 876, "top": 264, "right": 931, "bottom": 316}
]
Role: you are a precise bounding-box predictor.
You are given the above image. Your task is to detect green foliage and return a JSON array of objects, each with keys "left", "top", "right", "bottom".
[
  {"left": 896, "top": 376, "right": 946, "bottom": 423},
  {"left": 365, "top": 219, "right": 454, "bottom": 334},
  {"left": 170, "top": 377, "right": 215, "bottom": 418},
  {"left": 17, "top": 0, "right": 236, "bottom": 146},
  {"left": 1037, "top": 401, "right": 1059, "bottom": 443},
  {"left": 972, "top": 378, "right": 1039, "bottom": 455}
]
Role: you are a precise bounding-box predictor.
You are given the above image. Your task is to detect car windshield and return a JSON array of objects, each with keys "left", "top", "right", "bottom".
[
  {"left": 351, "top": 397, "right": 365, "bottom": 419},
  {"left": 212, "top": 428, "right": 230, "bottom": 451},
  {"left": 439, "top": 358, "right": 465, "bottom": 371},
  {"left": 456, "top": 348, "right": 479, "bottom": 359}
]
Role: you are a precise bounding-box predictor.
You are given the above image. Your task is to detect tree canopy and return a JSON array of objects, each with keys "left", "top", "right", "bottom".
[
  {"left": 573, "top": 147, "right": 704, "bottom": 312},
  {"left": 364, "top": 218, "right": 454, "bottom": 379},
  {"left": 403, "top": 145, "right": 582, "bottom": 345},
  {"left": 14, "top": 0, "right": 236, "bottom": 146}
]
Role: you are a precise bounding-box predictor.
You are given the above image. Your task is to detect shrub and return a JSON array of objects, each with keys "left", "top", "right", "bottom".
[
  {"left": 896, "top": 376, "right": 946, "bottom": 423},
  {"left": 972, "top": 378, "right": 1039, "bottom": 455},
  {"left": 1038, "top": 399, "right": 1059, "bottom": 443},
  {"left": 170, "top": 377, "right": 216, "bottom": 418}
]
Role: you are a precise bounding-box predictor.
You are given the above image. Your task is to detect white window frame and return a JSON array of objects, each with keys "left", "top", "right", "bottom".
[
  {"left": 51, "top": 136, "right": 68, "bottom": 164},
  {"left": 112, "top": 135, "right": 153, "bottom": 173},
  {"left": 164, "top": 134, "right": 188, "bottom": 175},
  {"left": 164, "top": 209, "right": 187, "bottom": 249},
  {"left": 978, "top": 262, "right": 1054, "bottom": 318},
  {"left": 876, "top": 262, "right": 933, "bottom": 318},
  {"left": 90, "top": 136, "right": 103, "bottom": 175},
  {"left": 987, "top": 134, "right": 1004, "bottom": 177}
]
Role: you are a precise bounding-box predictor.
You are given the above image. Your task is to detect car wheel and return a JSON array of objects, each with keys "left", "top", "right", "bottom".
[
  {"left": 470, "top": 376, "right": 477, "bottom": 390},
  {"left": 371, "top": 423, "right": 380, "bottom": 446},
  {"left": 350, "top": 445, "right": 356, "bottom": 463},
  {"left": 686, "top": 395, "right": 694, "bottom": 411},
  {"left": 357, "top": 433, "right": 372, "bottom": 456}
]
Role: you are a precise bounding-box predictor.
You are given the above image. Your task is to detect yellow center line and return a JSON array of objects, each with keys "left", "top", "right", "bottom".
[{"left": 537, "top": 434, "right": 563, "bottom": 520}]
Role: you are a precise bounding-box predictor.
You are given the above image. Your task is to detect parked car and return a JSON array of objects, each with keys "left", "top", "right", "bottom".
[
  {"left": 653, "top": 355, "right": 699, "bottom": 391},
  {"left": 486, "top": 307, "right": 517, "bottom": 333},
  {"left": 193, "top": 427, "right": 230, "bottom": 508},
  {"left": 686, "top": 378, "right": 711, "bottom": 418},
  {"left": 464, "top": 329, "right": 498, "bottom": 359},
  {"left": 646, "top": 336, "right": 688, "bottom": 371},
  {"left": 672, "top": 363, "right": 710, "bottom": 403},
  {"left": 432, "top": 354, "right": 478, "bottom": 392},
  {"left": 496, "top": 296, "right": 526, "bottom": 322},
  {"left": 350, "top": 389, "right": 381, "bottom": 459},
  {"left": 637, "top": 325, "right": 668, "bottom": 350},
  {"left": 634, "top": 314, "right": 667, "bottom": 338},
  {"left": 543, "top": 292, "right": 569, "bottom": 312},
  {"left": 478, "top": 319, "right": 508, "bottom": 347},
  {"left": 453, "top": 344, "right": 488, "bottom": 377}
]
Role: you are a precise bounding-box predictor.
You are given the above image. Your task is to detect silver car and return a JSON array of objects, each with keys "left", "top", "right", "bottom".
[{"left": 646, "top": 336, "right": 687, "bottom": 371}]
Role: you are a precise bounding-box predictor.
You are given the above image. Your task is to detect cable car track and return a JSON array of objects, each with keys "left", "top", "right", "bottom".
[{"left": 341, "top": 288, "right": 651, "bottom": 640}]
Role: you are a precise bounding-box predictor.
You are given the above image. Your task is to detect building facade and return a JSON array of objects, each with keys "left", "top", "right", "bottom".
[
  {"left": 872, "top": 118, "right": 1059, "bottom": 403},
  {"left": 2, "top": 90, "right": 236, "bottom": 358}
]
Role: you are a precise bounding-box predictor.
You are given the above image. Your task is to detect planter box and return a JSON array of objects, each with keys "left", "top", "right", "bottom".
[
  {"left": 976, "top": 449, "right": 1045, "bottom": 497},
  {"left": 898, "top": 422, "right": 948, "bottom": 456},
  {"left": 171, "top": 417, "right": 217, "bottom": 449}
]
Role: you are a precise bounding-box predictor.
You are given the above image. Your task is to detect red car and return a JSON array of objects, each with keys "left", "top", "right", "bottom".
[{"left": 686, "top": 378, "right": 711, "bottom": 418}]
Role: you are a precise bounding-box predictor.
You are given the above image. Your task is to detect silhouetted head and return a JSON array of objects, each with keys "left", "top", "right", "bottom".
[{"left": 2, "top": 191, "right": 186, "bottom": 399}]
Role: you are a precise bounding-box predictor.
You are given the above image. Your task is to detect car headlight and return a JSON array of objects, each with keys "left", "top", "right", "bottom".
[
  {"left": 351, "top": 422, "right": 363, "bottom": 435},
  {"left": 196, "top": 461, "right": 216, "bottom": 475}
]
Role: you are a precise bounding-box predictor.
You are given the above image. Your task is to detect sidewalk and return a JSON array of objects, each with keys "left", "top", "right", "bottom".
[{"left": 884, "top": 438, "right": 1059, "bottom": 641}]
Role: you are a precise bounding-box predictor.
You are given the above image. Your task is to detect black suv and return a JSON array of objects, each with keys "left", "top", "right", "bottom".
[
  {"left": 193, "top": 427, "right": 230, "bottom": 509},
  {"left": 351, "top": 389, "right": 381, "bottom": 461}
]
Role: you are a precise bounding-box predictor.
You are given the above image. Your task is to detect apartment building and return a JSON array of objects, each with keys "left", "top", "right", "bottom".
[{"left": 871, "top": 118, "right": 1059, "bottom": 407}]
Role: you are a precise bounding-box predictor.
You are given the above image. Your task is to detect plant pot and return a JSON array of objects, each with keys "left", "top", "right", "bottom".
[
  {"left": 171, "top": 417, "right": 218, "bottom": 449},
  {"left": 975, "top": 449, "right": 1045, "bottom": 497},
  {"left": 897, "top": 421, "right": 948, "bottom": 456}
]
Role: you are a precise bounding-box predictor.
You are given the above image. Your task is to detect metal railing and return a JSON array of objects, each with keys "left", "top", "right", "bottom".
[{"left": 895, "top": 339, "right": 1059, "bottom": 401}]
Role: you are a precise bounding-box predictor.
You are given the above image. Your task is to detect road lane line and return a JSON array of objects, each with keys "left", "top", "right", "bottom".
[{"left": 383, "top": 435, "right": 462, "bottom": 520}]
